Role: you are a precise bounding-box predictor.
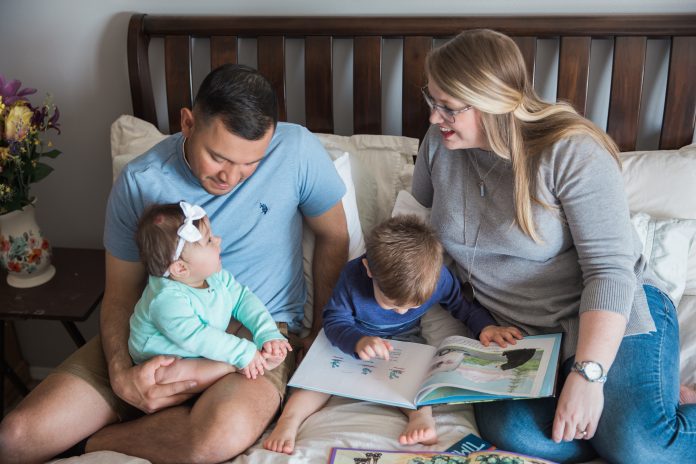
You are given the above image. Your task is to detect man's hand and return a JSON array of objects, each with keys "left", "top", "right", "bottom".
[
  {"left": 111, "top": 355, "right": 197, "bottom": 414},
  {"left": 355, "top": 336, "right": 394, "bottom": 361},
  {"left": 239, "top": 351, "right": 269, "bottom": 380},
  {"left": 479, "top": 325, "right": 523, "bottom": 348}
]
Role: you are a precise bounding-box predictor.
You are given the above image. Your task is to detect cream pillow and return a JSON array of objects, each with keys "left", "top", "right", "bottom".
[
  {"left": 302, "top": 152, "right": 365, "bottom": 330},
  {"left": 316, "top": 133, "right": 418, "bottom": 234},
  {"left": 620, "top": 144, "right": 696, "bottom": 220},
  {"left": 111, "top": 115, "right": 168, "bottom": 181},
  {"left": 631, "top": 213, "right": 696, "bottom": 306}
]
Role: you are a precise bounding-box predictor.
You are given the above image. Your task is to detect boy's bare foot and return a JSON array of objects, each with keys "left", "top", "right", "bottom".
[
  {"left": 679, "top": 384, "right": 696, "bottom": 404},
  {"left": 263, "top": 415, "right": 303, "bottom": 454},
  {"left": 399, "top": 408, "right": 438, "bottom": 445}
]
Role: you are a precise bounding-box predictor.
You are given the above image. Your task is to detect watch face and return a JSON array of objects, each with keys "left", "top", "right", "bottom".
[{"left": 583, "top": 362, "right": 602, "bottom": 380}]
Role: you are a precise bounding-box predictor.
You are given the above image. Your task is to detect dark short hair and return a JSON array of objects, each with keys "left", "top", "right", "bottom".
[
  {"left": 365, "top": 215, "right": 444, "bottom": 307},
  {"left": 136, "top": 203, "right": 202, "bottom": 276},
  {"left": 193, "top": 64, "right": 278, "bottom": 140}
]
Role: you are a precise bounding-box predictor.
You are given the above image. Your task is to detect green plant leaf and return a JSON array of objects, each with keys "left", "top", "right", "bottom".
[
  {"left": 42, "top": 149, "right": 62, "bottom": 159},
  {"left": 30, "top": 162, "right": 54, "bottom": 183}
]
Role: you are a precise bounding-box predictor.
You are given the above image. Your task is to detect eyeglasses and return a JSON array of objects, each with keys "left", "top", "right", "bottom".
[{"left": 421, "top": 86, "right": 472, "bottom": 123}]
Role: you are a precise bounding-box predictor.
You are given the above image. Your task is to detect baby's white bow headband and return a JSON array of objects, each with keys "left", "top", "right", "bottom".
[{"left": 163, "top": 201, "right": 207, "bottom": 277}]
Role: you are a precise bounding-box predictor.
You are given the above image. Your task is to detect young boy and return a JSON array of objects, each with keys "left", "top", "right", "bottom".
[
  {"left": 264, "top": 215, "right": 522, "bottom": 454},
  {"left": 129, "top": 202, "right": 292, "bottom": 391}
]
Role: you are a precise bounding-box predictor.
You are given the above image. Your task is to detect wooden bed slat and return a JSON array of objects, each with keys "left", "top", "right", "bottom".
[
  {"left": 305, "top": 36, "right": 334, "bottom": 134},
  {"left": 511, "top": 36, "right": 536, "bottom": 86},
  {"left": 210, "top": 36, "right": 238, "bottom": 69},
  {"left": 557, "top": 37, "right": 591, "bottom": 116},
  {"left": 164, "top": 35, "right": 192, "bottom": 133},
  {"left": 661, "top": 36, "right": 696, "bottom": 150},
  {"left": 127, "top": 14, "right": 157, "bottom": 125},
  {"left": 258, "top": 36, "right": 287, "bottom": 121},
  {"left": 607, "top": 36, "right": 647, "bottom": 151},
  {"left": 402, "top": 36, "right": 432, "bottom": 140},
  {"left": 353, "top": 36, "right": 382, "bottom": 134}
]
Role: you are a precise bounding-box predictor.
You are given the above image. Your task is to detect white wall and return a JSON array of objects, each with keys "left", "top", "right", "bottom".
[{"left": 1, "top": 0, "right": 695, "bottom": 372}]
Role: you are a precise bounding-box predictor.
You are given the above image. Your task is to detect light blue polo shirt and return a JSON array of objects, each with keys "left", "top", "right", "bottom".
[{"left": 105, "top": 123, "right": 346, "bottom": 332}]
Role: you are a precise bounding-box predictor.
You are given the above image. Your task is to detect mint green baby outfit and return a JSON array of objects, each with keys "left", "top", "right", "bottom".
[{"left": 129, "top": 269, "right": 283, "bottom": 369}]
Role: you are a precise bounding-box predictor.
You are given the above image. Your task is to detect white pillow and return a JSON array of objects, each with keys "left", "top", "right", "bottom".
[
  {"left": 631, "top": 213, "right": 696, "bottom": 306},
  {"left": 301, "top": 152, "right": 365, "bottom": 331},
  {"left": 620, "top": 143, "right": 696, "bottom": 220},
  {"left": 391, "top": 189, "right": 430, "bottom": 221},
  {"left": 316, "top": 133, "right": 418, "bottom": 234}
]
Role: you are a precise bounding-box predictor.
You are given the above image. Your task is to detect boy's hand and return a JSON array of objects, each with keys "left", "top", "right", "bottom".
[
  {"left": 479, "top": 325, "right": 523, "bottom": 348},
  {"left": 262, "top": 339, "right": 292, "bottom": 358},
  {"left": 239, "top": 351, "right": 269, "bottom": 380},
  {"left": 355, "top": 336, "right": 394, "bottom": 361}
]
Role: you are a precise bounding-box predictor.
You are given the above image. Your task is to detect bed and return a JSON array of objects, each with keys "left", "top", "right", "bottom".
[{"left": 57, "top": 13, "right": 696, "bottom": 463}]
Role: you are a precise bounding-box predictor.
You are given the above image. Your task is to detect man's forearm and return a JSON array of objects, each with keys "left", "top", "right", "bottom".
[
  {"left": 101, "top": 297, "right": 137, "bottom": 377},
  {"left": 101, "top": 252, "right": 148, "bottom": 379},
  {"left": 311, "top": 235, "right": 348, "bottom": 334}
]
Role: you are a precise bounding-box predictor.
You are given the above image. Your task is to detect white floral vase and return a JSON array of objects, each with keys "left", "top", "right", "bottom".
[{"left": 0, "top": 202, "right": 56, "bottom": 288}]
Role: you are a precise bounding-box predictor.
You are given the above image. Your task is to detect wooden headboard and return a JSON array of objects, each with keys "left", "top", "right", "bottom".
[{"left": 128, "top": 14, "right": 695, "bottom": 151}]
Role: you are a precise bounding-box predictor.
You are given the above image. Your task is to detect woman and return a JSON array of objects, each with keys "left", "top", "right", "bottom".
[{"left": 411, "top": 28, "right": 696, "bottom": 462}]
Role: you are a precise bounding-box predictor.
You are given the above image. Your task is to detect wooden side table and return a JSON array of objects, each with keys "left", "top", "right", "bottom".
[{"left": 0, "top": 247, "right": 105, "bottom": 417}]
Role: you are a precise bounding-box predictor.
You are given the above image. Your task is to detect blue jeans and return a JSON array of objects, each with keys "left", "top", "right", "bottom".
[{"left": 474, "top": 285, "right": 696, "bottom": 463}]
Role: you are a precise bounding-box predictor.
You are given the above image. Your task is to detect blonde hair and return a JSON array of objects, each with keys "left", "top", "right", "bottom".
[
  {"left": 426, "top": 29, "right": 620, "bottom": 242},
  {"left": 365, "top": 215, "right": 443, "bottom": 306}
]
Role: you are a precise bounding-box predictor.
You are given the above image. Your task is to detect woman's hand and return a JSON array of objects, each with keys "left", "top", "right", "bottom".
[
  {"left": 552, "top": 372, "right": 605, "bottom": 442},
  {"left": 111, "top": 356, "right": 197, "bottom": 414},
  {"left": 479, "top": 325, "right": 523, "bottom": 347},
  {"left": 355, "top": 336, "right": 394, "bottom": 361}
]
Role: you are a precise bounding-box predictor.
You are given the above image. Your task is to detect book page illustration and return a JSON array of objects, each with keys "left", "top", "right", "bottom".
[{"left": 417, "top": 335, "right": 557, "bottom": 400}]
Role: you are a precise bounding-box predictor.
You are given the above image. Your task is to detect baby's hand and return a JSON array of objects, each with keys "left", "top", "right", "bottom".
[
  {"left": 239, "top": 351, "right": 268, "bottom": 380},
  {"left": 262, "top": 339, "right": 292, "bottom": 358},
  {"left": 479, "top": 325, "right": 523, "bottom": 348},
  {"left": 355, "top": 336, "right": 394, "bottom": 361}
]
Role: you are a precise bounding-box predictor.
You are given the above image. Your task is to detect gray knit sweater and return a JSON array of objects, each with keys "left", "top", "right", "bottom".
[{"left": 412, "top": 125, "right": 657, "bottom": 360}]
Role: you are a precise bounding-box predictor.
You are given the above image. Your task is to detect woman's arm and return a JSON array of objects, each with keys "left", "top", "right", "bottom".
[{"left": 552, "top": 310, "right": 626, "bottom": 442}]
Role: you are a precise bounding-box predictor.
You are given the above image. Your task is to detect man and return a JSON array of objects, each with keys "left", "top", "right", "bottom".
[{"left": 0, "top": 64, "right": 349, "bottom": 463}]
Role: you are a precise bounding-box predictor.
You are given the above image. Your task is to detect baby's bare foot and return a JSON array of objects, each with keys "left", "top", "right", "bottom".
[
  {"left": 399, "top": 409, "right": 438, "bottom": 445},
  {"left": 679, "top": 384, "right": 696, "bottom": 404},
  {"left": 263, "top": 415, "right": 302, "bottom": 454}
]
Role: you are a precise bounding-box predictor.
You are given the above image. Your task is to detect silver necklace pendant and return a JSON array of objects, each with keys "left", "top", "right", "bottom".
[{"left": 478, "top": 180, "right": 485, "bottom": 197}]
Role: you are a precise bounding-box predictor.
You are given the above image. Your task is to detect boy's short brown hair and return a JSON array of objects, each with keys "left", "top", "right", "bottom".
[
  {"left": 136, "top": 203, "right": 201, "bottom": 276},
  {"left": 365, "top": 214, "right": 443, "bottom": 307}
]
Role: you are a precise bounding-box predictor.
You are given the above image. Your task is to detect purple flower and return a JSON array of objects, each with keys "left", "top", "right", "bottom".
[{"left": 0, "top": 74, "right": 37, "bottom": 105}]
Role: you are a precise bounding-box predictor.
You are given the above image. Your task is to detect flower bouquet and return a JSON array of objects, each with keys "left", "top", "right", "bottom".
[{"left": 0, "top": 75, "right": 61, "bottom": 287}]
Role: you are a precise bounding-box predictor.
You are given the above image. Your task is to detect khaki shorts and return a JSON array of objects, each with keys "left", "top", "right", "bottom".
[{"left": 55, "top": 322, "right": 299, "bottom": 422}]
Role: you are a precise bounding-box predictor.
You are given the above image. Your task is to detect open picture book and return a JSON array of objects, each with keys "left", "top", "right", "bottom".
[{"left": 289, "top": 330, "right": 562, "bottom": 409}]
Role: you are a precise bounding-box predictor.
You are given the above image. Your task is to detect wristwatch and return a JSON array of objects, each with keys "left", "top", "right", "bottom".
[{"left": 572, "top": 360, "right": 607, "bottom": 383}]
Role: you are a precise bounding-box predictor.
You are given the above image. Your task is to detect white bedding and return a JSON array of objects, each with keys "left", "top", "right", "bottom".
[{"left": 49, "top": 118, "right": 696, "bottom": 464}]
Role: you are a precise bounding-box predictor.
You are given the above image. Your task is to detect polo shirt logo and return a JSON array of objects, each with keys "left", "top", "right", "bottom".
[{"left": 259, "top": 203, "right": 269, "bottom": 215}]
